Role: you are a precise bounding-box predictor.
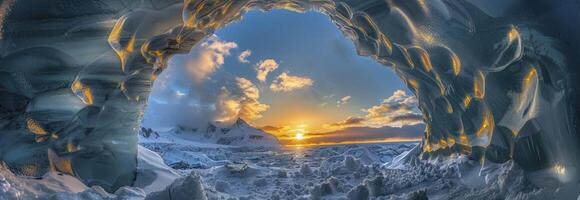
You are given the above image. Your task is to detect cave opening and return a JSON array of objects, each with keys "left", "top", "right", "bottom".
[
  {"left": 1, "top": 0, "right": 580, "bottom": 199},
  {"left": 140, "top": 9, "right": 422, "bottom": 146},
  {"left": 137, "top": 9, "right": 424, "bottom": 197}
]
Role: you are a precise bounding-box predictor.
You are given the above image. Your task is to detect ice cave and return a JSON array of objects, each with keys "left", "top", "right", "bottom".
[{"left": 1, "top": 0, "right": 580, "bottom": 199}]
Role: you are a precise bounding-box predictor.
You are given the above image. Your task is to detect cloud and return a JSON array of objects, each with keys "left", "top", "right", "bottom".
[
  {"left": 363, "top": 90, "right": 421, "bottom": 127},
  {"left": 211, "top": 77, "right": 272, "bottom": 124},
  {"left": 260, "top": 125, "right": 285, "bottom": 133},
  {"left": 336, "top": 95, "right": 351, "bottom": 107},
  {"left": 390, "top": 113, "right": 423, "bottom": 123},
  {"left": 214, "top": 87, "right": 242, "bottom": 124},
  {"left": 298, "top": 124, "right": 425, "bottom": 145},
  {"left": 256, "top": 59, "right": 279, "bottom": 82},
  {"left": 259, "top": 125, "right": 293, "bottom": 137},
  {"left": 234, "top": 77, "right": 270, "bottom": 121},
  {"left": 143, "top": 36, "right": 270, "bottom": 129},
  {"left": 235, "top": 77, "right": 259, "bottom": 99},
  {"left": 185, "top": 36, "right": 237, "bottom": 82},
  {"left": 325, "top": 116, "right": 365, "bottom": 128},
  {"left": 269, "top": 72, "right": 314, "bottom": 92},
  {"left": 238, "top": 50, "right": 252, "bottom": 63},
  {"left": 260, "top": 122, "right": 424, "bottom": 146},
  {"left": 318, "top": 94, "right": 335, "bottom": 107},
  {"left": 324, "top": 90, "right": 423, "bottom": 130}
]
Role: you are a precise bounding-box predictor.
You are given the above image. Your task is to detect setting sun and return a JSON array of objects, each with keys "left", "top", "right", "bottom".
[{"left": 295, "top": 133, "right": 305, "bottom": 140}]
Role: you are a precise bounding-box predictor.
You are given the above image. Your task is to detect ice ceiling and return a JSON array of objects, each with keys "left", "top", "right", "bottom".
[{"left": 0, "top": 0, "right": 579, "bottom": 192}]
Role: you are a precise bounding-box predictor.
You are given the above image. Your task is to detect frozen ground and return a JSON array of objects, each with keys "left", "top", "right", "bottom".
[
  {"left": 1, "top": 124, "right": 577, "bottom": 199},
  {"left": 142, "top": 137, "right": 417, "bottom": 199},
  {"left": 139, "top": 136, "right": 569, "bottom": 200}
]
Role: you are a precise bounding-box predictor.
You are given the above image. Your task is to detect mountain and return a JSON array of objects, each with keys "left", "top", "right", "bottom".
[
  {"left": 304, "top": 124, "right": 425, "bottom": 144},
  {"left": 139, "top": 119, "right": 280, "bottom": 148}
]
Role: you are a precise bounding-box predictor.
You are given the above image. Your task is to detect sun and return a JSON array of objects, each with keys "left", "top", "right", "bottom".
[{"left": 295, "top": 133, "right": 305, "bottom": 140}]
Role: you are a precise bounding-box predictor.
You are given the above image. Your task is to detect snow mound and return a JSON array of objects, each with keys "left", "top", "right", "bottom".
[
  {"left": 146, "top": 171, "right": 207, "bottom": 200},
  {"left": 133, "top": 145, "right": 181, "bottom": 194},
  {"left": 386, "top": 143, "right": 422, "bottom": 169}
]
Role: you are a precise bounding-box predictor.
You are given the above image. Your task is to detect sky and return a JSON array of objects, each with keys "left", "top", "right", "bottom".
[{"left": 143, "top": 9, "right": 424, "bottom": 146}]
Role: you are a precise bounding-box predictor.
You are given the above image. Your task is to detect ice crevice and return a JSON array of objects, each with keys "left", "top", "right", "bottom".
[{"left": 0, "top": 0, "right": 580, "bottom": 198}]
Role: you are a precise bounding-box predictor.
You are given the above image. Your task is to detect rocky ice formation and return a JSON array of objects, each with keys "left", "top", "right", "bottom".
[
  {"left": 0, "top": 0, "right": 579, "bottom": 193},
  {"left": 132, "top": 145, "right": 181, "bottom": 194},
  {"left": 0, "top": 144, "right": 178, "bottom": 199}
]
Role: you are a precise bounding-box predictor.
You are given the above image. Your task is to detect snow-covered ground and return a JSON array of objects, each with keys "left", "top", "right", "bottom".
[
  {"left": 1, "top": 122, "right": 578, "bottom": 199},
  {"left": 138, "top": 132, "right": 572, "bottom": 200},
  {"left": 142, "top": 136, "right": 417, "bottom": 199}
]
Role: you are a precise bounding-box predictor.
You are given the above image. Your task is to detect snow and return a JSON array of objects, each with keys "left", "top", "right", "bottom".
[
  {"left": 139, "top": 133, "right": 579, "bottom": 199},
  {"left": 145, "top": 171, "right": 207, "bottom": 200},
  {"left": 132, "top": 145, "right": 181, "bottom": 194},
  {"left": 160, "top": 142, "right": 419, "bottom": 199},
  {"left": 2, "top": 123, "right": 578, "bottom": 199},
  {"left": 139, "top": 119, "right": 280, "bottom": 148}
]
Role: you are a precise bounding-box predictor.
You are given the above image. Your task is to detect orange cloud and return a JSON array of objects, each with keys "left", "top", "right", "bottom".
[
  {"left": 285, "top": 137, "right": 421, "bottom": 148},
  {"left": 214, "top": 77, "right": 270, "bottom": 124},
  {"left": 235, "top": 77, "right": 270, "bottom": 121},
  {"left": 238, "top": 50, "right": 252, "bottom": 63},
  {"left": 324, "top": 90, "right": 423, "bottom": 130},
  {"left": 256, "top": 59, "right": 279, "bottom": 82},
  {"left": 285, "top": 124, "right": 424, "bottom": 147},
  {"left": 185, "top": 36, "right": 237, "bottom": 82},
  {"left": 236, "top": 77, "right": 260, "bottom": 99},
  {"left": 363, "top": 90, "right": 422, "bottom": 127},
  {"left": 325, "top": 116, "right": 365, "bottom": 128},
  {"left": 269, "top": 72, "right": 313, "bottom": 92},
  {"left": 214, "top": 87, "right": 242, "bottom": 124}
]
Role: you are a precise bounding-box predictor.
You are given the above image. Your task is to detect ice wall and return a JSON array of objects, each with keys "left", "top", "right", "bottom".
[{"left": 0, "top": 0, "right": 579, "bottom": 191}]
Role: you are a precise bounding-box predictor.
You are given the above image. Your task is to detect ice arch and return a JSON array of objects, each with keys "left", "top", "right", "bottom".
[{"left": 1, "top": 0, "right": 579, "bottom": 191}]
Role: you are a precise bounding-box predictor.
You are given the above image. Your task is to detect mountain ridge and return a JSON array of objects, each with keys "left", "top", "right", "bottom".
[{"left": 140, "top": 118, "right": 280, "bottom": 147}]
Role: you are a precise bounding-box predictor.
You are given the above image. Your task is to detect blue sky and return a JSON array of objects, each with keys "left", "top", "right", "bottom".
[
  {"left": 143, "top": 9, "right": 423, "bottom": 144},
  {"left": 217, "top": 10, "right": 404, "bottom": 107}
]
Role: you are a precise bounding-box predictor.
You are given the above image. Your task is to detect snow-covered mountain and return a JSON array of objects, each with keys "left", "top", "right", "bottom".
[{"left": 139, "top": 119, "right": 280, "bottom": 148}]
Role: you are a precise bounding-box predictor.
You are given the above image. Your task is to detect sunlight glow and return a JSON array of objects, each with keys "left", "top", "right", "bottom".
[
  {"left": 293, "top": 124, "right": 307, "bottom": 141},
  {"left": 285, "top": 137, "right": 422, "bottom": 148},
  {"left": 295, "top": 133, "right": 305, "bottom": 140}
]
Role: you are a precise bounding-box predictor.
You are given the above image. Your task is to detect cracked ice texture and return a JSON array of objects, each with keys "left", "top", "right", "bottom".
[{"left": 0, "top": 0, "right": 579, "bottom": 191}]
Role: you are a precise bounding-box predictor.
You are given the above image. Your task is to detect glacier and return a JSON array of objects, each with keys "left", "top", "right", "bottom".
[{"left": 1, "top": 0, "right": 580, "bottom": 199}]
